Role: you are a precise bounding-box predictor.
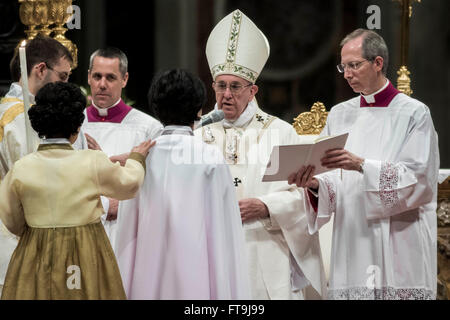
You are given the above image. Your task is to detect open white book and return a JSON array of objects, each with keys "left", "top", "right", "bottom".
[{"left": 262, "top": 132, "right": 349, "bottom": 182}]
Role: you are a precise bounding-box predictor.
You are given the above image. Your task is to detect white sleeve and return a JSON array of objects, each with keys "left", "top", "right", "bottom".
[
  {"left": 305, "top": 170, "right": 340, "bottom": 234},
  {"left": 0, "top": 114, "right": 28, "bottom": 179},
  {"left": 362, "top": 107, "right": 439, "bottom": 219}
]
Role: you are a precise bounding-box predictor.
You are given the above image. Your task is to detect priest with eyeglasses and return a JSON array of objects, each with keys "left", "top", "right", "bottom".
[{"left": 290, "top": 28, "right": 439, "bottom": 300}]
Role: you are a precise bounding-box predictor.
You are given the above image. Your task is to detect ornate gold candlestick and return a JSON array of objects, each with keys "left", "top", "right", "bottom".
[
  {"left": 397, "top": 66, "right": 413, "bottom": 96},
  {"left": 19, "top": 0, "right": 39, "bottom": 40},
  {"left": 35, "top": 0, "right": 54, "bottom": 36},
  {"left": 17, "top": 0, "right": 78, "bottom": 69},
  {"left": 393, "top": 0, "right": 422, "bottom": 96},
  {"left": 50, "top": 0, "right": 78, "bottom": 69}
]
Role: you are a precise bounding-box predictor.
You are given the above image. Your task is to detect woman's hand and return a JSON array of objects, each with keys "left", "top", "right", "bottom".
[{"left": 131, "top": 139, "right": 156, "bottom": 158}]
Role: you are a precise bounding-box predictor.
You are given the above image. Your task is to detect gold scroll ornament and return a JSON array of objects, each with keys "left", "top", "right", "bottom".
[{"left": 293, "top": 102, "right": 328, "bottom": 135}]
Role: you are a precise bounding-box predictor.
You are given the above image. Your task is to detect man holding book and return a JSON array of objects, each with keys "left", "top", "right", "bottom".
[
  {"left": 195, "top": 9, "right": 326, "bottom": 300},
  {"left": 290, "top": 29, "right": 439, "bottom": 300}
]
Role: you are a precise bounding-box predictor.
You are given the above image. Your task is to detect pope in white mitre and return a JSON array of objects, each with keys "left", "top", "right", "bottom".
[{"left": 195, "top": 9, "right": 327, "bottom": 299}]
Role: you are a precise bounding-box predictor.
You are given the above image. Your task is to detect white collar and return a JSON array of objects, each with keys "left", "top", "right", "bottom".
[
  {"left": 222, "top": 99, "right": 258, "bottom": 129},
  {"left": 161, "top": 125, "right": 193, "bottom": 136},
  {"left": 361, "top": 79, "right": 389, "bottom": 103},
  {"left": 92, "top": 98, "right": 121, "bottom": 116},
  {"left": 41, "top": 138, "right": 71, "bottom": 144}
]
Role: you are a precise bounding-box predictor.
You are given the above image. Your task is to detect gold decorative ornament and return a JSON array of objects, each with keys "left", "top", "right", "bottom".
[
  {"left": 50, "top": 0, "right": 78, "bottom": 68},
  {"left": 17, "top": 0, "right": 78, "bottom": 69},
  {"left": 293, "top": 102, "right": 328, "bottom": 135},
  {"left": 397, "top": 66, "right": 413, "bottom": 96},
  {"left": 393, "top": 0, "right": 422, "bottom": 96},
  {"left": 437, "top": 176, "right": 450, "bottom": 300},
  {"left": 35, "top": 0, "right": 54, "bottom": 36},
  {"left": 393, "top": 0, "right": 421, "bottom": 18},
  {"left": 19, "top": 0, "right": 39, "bottom": 40}
]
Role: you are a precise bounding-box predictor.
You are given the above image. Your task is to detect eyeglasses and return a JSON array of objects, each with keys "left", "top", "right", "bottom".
[
  {"left": 213, "top": 81, "right": 252, "bottom": 94},
  {"left": 46, "top": 64, "right": 71, "bottom": 81},
  {"left": 336, "top": 59, "right": 371, "bottom": 73}
]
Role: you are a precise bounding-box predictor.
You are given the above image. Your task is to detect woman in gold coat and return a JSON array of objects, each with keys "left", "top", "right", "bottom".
[{"left": 0, "top": 82, "right": 154, "bottom": 299}]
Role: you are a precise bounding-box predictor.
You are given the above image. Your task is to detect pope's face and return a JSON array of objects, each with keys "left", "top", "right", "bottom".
[
  {"left": 213, "top": 74, "right": 258, "bottom": 121},
  {"left": 340, "top": 36, "right": 381, "bottom": 95},
  {"left": 88, "top": 56, "right": 128, "bottom": 108}
]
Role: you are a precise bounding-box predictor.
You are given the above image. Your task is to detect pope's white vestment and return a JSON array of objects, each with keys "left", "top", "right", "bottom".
[
  {"left": 115, "top": 126, "right": 250, "bottom": 299},
  {"left": 195, "top": 101, "right": 327, "bottom": 299},
  {"left": 305, "top": 87, "right": 439, "bottom": 299}
]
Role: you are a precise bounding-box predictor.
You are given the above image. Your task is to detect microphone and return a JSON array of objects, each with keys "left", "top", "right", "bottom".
[{"left": 197, "top": 109, "right": 225, "bottom": 128}]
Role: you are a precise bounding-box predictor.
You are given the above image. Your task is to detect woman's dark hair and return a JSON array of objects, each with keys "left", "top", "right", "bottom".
[
  {"left": 148, "top": 69, "right": 206, "bottom": 126},
  {"left": 29, "top": 82, "right": 86, "bottom": 139}
]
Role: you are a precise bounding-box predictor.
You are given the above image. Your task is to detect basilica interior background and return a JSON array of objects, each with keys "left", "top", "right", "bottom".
[{"left": 0, "top": 0, "right": 449, "bottom": 299}]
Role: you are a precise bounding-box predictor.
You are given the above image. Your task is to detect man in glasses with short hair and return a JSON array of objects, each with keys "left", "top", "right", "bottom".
[
  {"left": 290, "top": 28, "right": 439, "bottom": 300},
  {"left": 195, "top": 9, "right": 327, "bottom": 300}
]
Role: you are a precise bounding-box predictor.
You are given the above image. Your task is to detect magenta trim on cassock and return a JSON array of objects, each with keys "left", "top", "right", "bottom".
[
  {"left": 360, "top": 82, "right": 401, "bottom": 108},
  {"left": 86, "top": 99, "right": 132, "bottom": 123}
]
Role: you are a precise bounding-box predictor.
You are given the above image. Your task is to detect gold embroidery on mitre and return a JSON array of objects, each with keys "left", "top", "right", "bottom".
[
  {"left": 210, "top": 10, "right": 259, "bottom": 83},
  {"left": 226, "top": 10, "right": 243, "bottom": 64}
]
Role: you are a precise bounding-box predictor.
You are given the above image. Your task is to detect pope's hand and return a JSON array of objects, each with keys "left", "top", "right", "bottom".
[{"left": 239, "top": 198, "right": 269, "bottom": 222}]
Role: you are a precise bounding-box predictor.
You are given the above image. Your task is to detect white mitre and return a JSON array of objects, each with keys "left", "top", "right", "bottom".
[{"left": 206, "top": 9, "right": 270, "bottom": 83}]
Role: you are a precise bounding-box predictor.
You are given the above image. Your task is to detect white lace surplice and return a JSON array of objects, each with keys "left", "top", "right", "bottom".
[{"left": 306, "top": 93, "right": 439, "bottom": 300}]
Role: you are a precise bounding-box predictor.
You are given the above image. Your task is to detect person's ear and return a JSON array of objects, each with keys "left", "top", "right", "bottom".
[
  {"left": 374, "top": 56, "right": 383, "bottom": 72},
  {"left": 249, "top": 84, "right": 258, "bottom": 102},
  {"left": 33, "top": 62, "right": 47, "bottom": 80},
  {"left": 87, "top": 69, "right": 91, "bottom": 85},
  {"left": 122, "top": 72, "right": 129, "bottom": 88}
]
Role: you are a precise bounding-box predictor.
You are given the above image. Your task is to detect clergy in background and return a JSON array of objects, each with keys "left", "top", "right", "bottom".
[
  {"left": 77, "top": 47, "right": 163, "bottom": 252},
  {"left": 195, "top": 9, "right": 327, "bottom": 299},
  {"left": 290, "top": 28, "right": 439, "bottom": 300},
  {"left": 115, "top": 69, "right": 250, "bottom": 299}
]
